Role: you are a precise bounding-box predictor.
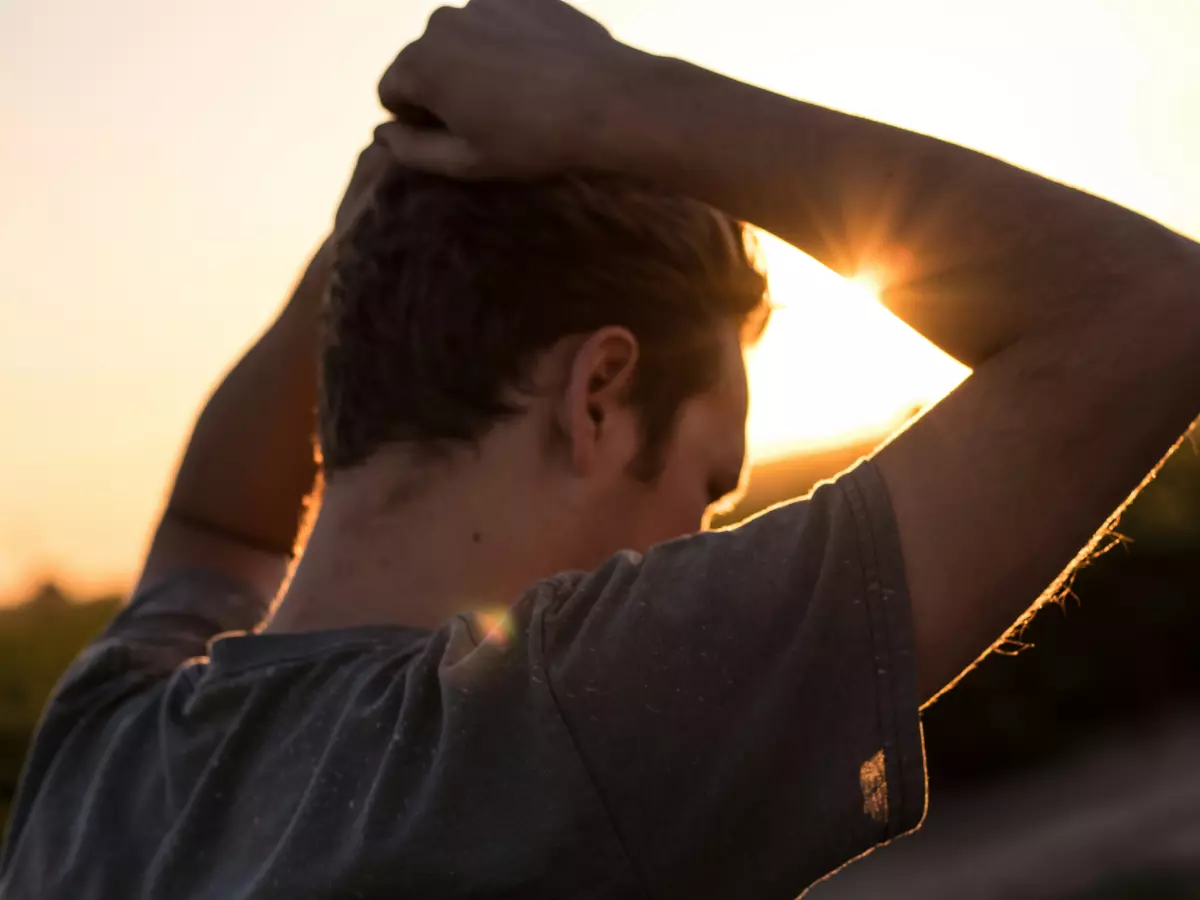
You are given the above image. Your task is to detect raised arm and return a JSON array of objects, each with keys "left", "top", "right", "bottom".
[
  {"left": 136, "top": 139, "right": 394, "bottom": 605},
  {"left": 593, "top": 54, "right": 1200, "bottom": 705},
  {"left": 377, "top": 0, "right": 1200, "bottom": 704},
  {"left": 135, "top": 241, "right": 326, "bottom": 597}
]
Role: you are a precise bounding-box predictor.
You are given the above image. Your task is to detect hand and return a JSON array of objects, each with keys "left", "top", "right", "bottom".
[{"left": 376, "top": 0, "right": 629, "bottom": 178}]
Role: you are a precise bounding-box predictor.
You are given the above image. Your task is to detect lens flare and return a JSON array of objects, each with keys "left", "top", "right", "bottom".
[{"left": 475, "top": 608, "right": 514, "bottom": 650}]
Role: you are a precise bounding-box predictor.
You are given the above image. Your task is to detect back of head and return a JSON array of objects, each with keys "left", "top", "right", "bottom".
[{"left": 319, "top": 169, "right": 769, "bottom": 481}]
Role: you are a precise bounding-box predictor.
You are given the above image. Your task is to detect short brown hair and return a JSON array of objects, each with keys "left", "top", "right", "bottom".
[{"left": 319, "top": 170, "right": 768, "bottom": 480}]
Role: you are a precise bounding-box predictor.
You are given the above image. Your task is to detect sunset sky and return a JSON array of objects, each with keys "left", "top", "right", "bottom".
[{"left": 2, "top": 0, "right": 1198, "bottom": 603}]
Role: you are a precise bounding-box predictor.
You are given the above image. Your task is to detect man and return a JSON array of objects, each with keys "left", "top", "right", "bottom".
[{"left": 2, "top": 1, "right": 1198, "bottom": 897}]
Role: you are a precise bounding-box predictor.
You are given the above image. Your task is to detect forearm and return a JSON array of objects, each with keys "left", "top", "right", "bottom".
[
  {"left": 163, "top": 240, "right": 330, "bottom": 556},
  {"left": 598, "top": 52, "right": 1193, "bottom": 366}
]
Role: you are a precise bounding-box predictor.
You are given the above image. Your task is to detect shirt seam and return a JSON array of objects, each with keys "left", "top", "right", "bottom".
[
  {"left": 531, "top": 584, "right": 656, "bottom": 900},
  {"left": 838, "top": 464, "right": 920, "bottom": 838},
  {"left": 837, "top": 473, "right": 897, "bottom": 832},
  {"left": 122, "top": 567, "right": 271, "bottom": 631},
  {"left": 206, "top": 638, "right": 421, "bottom": 677}
]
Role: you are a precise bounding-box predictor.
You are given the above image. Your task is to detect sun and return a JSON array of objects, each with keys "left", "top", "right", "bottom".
[
  {"left": 743, "top": 231, "right": 968, "bottom": 463},
  {"left": 845, "top": 272, "right": 885, "bottom": 307}
]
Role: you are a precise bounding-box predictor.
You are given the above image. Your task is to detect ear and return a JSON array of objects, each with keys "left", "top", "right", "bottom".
[{"left": 557, "top": 327, "right": 640, "bottom": 476}]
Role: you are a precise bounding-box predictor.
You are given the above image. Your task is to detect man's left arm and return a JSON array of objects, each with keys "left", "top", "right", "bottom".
[
  {"left": 136, "top": 238, "right": 327, "bottom": 603},
  {"left": 90, "top": 239, "right": 329, "bottom": 674},
  {"left": 121, "top": 139, "right": 394, "bottom": 662},
  {"left": 1, "top": 204, "right": 362, "bottom": 867}
]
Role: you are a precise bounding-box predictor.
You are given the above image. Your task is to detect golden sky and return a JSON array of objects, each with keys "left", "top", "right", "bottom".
[{"left": 1, "top": 0, "right": 1198, "bottom": 603}]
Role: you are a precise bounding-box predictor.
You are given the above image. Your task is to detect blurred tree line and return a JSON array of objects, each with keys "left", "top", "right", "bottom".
[
  {"left": 0, "top": 586, "right": 121, "bottom": 838},
  {"left": 1, "top": 433, "right": 1197, "bottom": 842}
]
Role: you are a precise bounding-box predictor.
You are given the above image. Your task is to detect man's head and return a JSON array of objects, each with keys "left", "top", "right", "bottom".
[{"left": 318, "top": 169, "right": 768, "bottom": 570}]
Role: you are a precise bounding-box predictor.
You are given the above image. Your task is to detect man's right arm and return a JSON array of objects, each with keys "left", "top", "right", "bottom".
[
  {"left": 378, "top": 0, "right": 1200, "bottom": 705},
  {"left": 600, "top": 53, "right": 1200, "bottom": 703}
]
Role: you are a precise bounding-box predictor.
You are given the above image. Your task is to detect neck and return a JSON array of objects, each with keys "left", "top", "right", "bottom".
[{"left": 269, "top": 438, "right": 575, "bottom": 633}]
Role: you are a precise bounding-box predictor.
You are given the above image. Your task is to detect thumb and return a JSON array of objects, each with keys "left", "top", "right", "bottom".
[{"left": 375, "top": 121, "right": 489, "bottom": 180}]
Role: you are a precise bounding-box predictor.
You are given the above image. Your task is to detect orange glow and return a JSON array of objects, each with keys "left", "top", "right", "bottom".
[
  {"left": 1, "top": 0, "right": 1197, "bottom": 603},
  {"left": 744, "top": 232, "right": 967, "bottom": 463},
  {"left": 475, "top": 609, "right": 515, "bottom": 650}
]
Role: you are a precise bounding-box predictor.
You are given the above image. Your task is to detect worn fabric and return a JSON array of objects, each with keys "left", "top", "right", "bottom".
[{"left": 0, "top": 460, "right": 926, "bottom": 899}]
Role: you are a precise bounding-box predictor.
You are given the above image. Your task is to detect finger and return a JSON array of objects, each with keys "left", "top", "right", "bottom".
[
  {"left": 378, "top": 45, "right": 425, "bottom": 115},
  {"left": 379, "top": 3, "right": 467, "bottom": 109},
  {"left": 393, "top": 103, "right": 445, "bottom": 131},
  {"left": 343, "top": 140, "right": 394, "bottom": 202},
  {"left": 375, "top": 121, "right": 489, "bottom": 180},
  {"left": 523, "top": 0, "right": 610, "bottom": 36},
  {"left": 353, "top": 137, "right": 396, "bottom": 184},
  {"left": 468, "top": 0, "right": 543, "bottom": 24}
]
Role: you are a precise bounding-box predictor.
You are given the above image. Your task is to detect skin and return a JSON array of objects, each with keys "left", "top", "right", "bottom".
[
  {"left": 140, "top": 140, "right": 751, "bottom": 636},
  {"left": 140, "top": 0, "right": 1199, "bottom": 725},
  {"left": 376, "top": 0, "right": 1200, "bottom": 706},
  {"left": 271, "top": 324, "right": 750, "bottom": 632}
]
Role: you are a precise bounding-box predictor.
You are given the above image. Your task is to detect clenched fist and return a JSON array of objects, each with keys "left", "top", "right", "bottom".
[{"left": 376, "top": 0, "right": 634, "bottom": 178}]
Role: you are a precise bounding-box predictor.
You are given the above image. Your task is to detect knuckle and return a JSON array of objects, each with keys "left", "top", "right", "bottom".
[
  {"left": 425, "top": 5, "right": 459, "bottom": 31},
  {"left": 378, "top": 47, "right": 424, "bottom": 105}
]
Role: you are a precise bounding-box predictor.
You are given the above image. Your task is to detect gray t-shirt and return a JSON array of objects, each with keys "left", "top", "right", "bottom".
[{"left": 0, "top": 461, "right": 926, "bottom": 899}]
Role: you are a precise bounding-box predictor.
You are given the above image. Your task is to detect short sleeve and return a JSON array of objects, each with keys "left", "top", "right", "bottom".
[
  {"left": 0, "top": 570, "right": 269, "bottom": 868},
  {"left": 59, "top": 568, "right": 271, "bottom": 699},
  {"left": 540, "top": 460, "right": 927, "bottom": 900}
]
